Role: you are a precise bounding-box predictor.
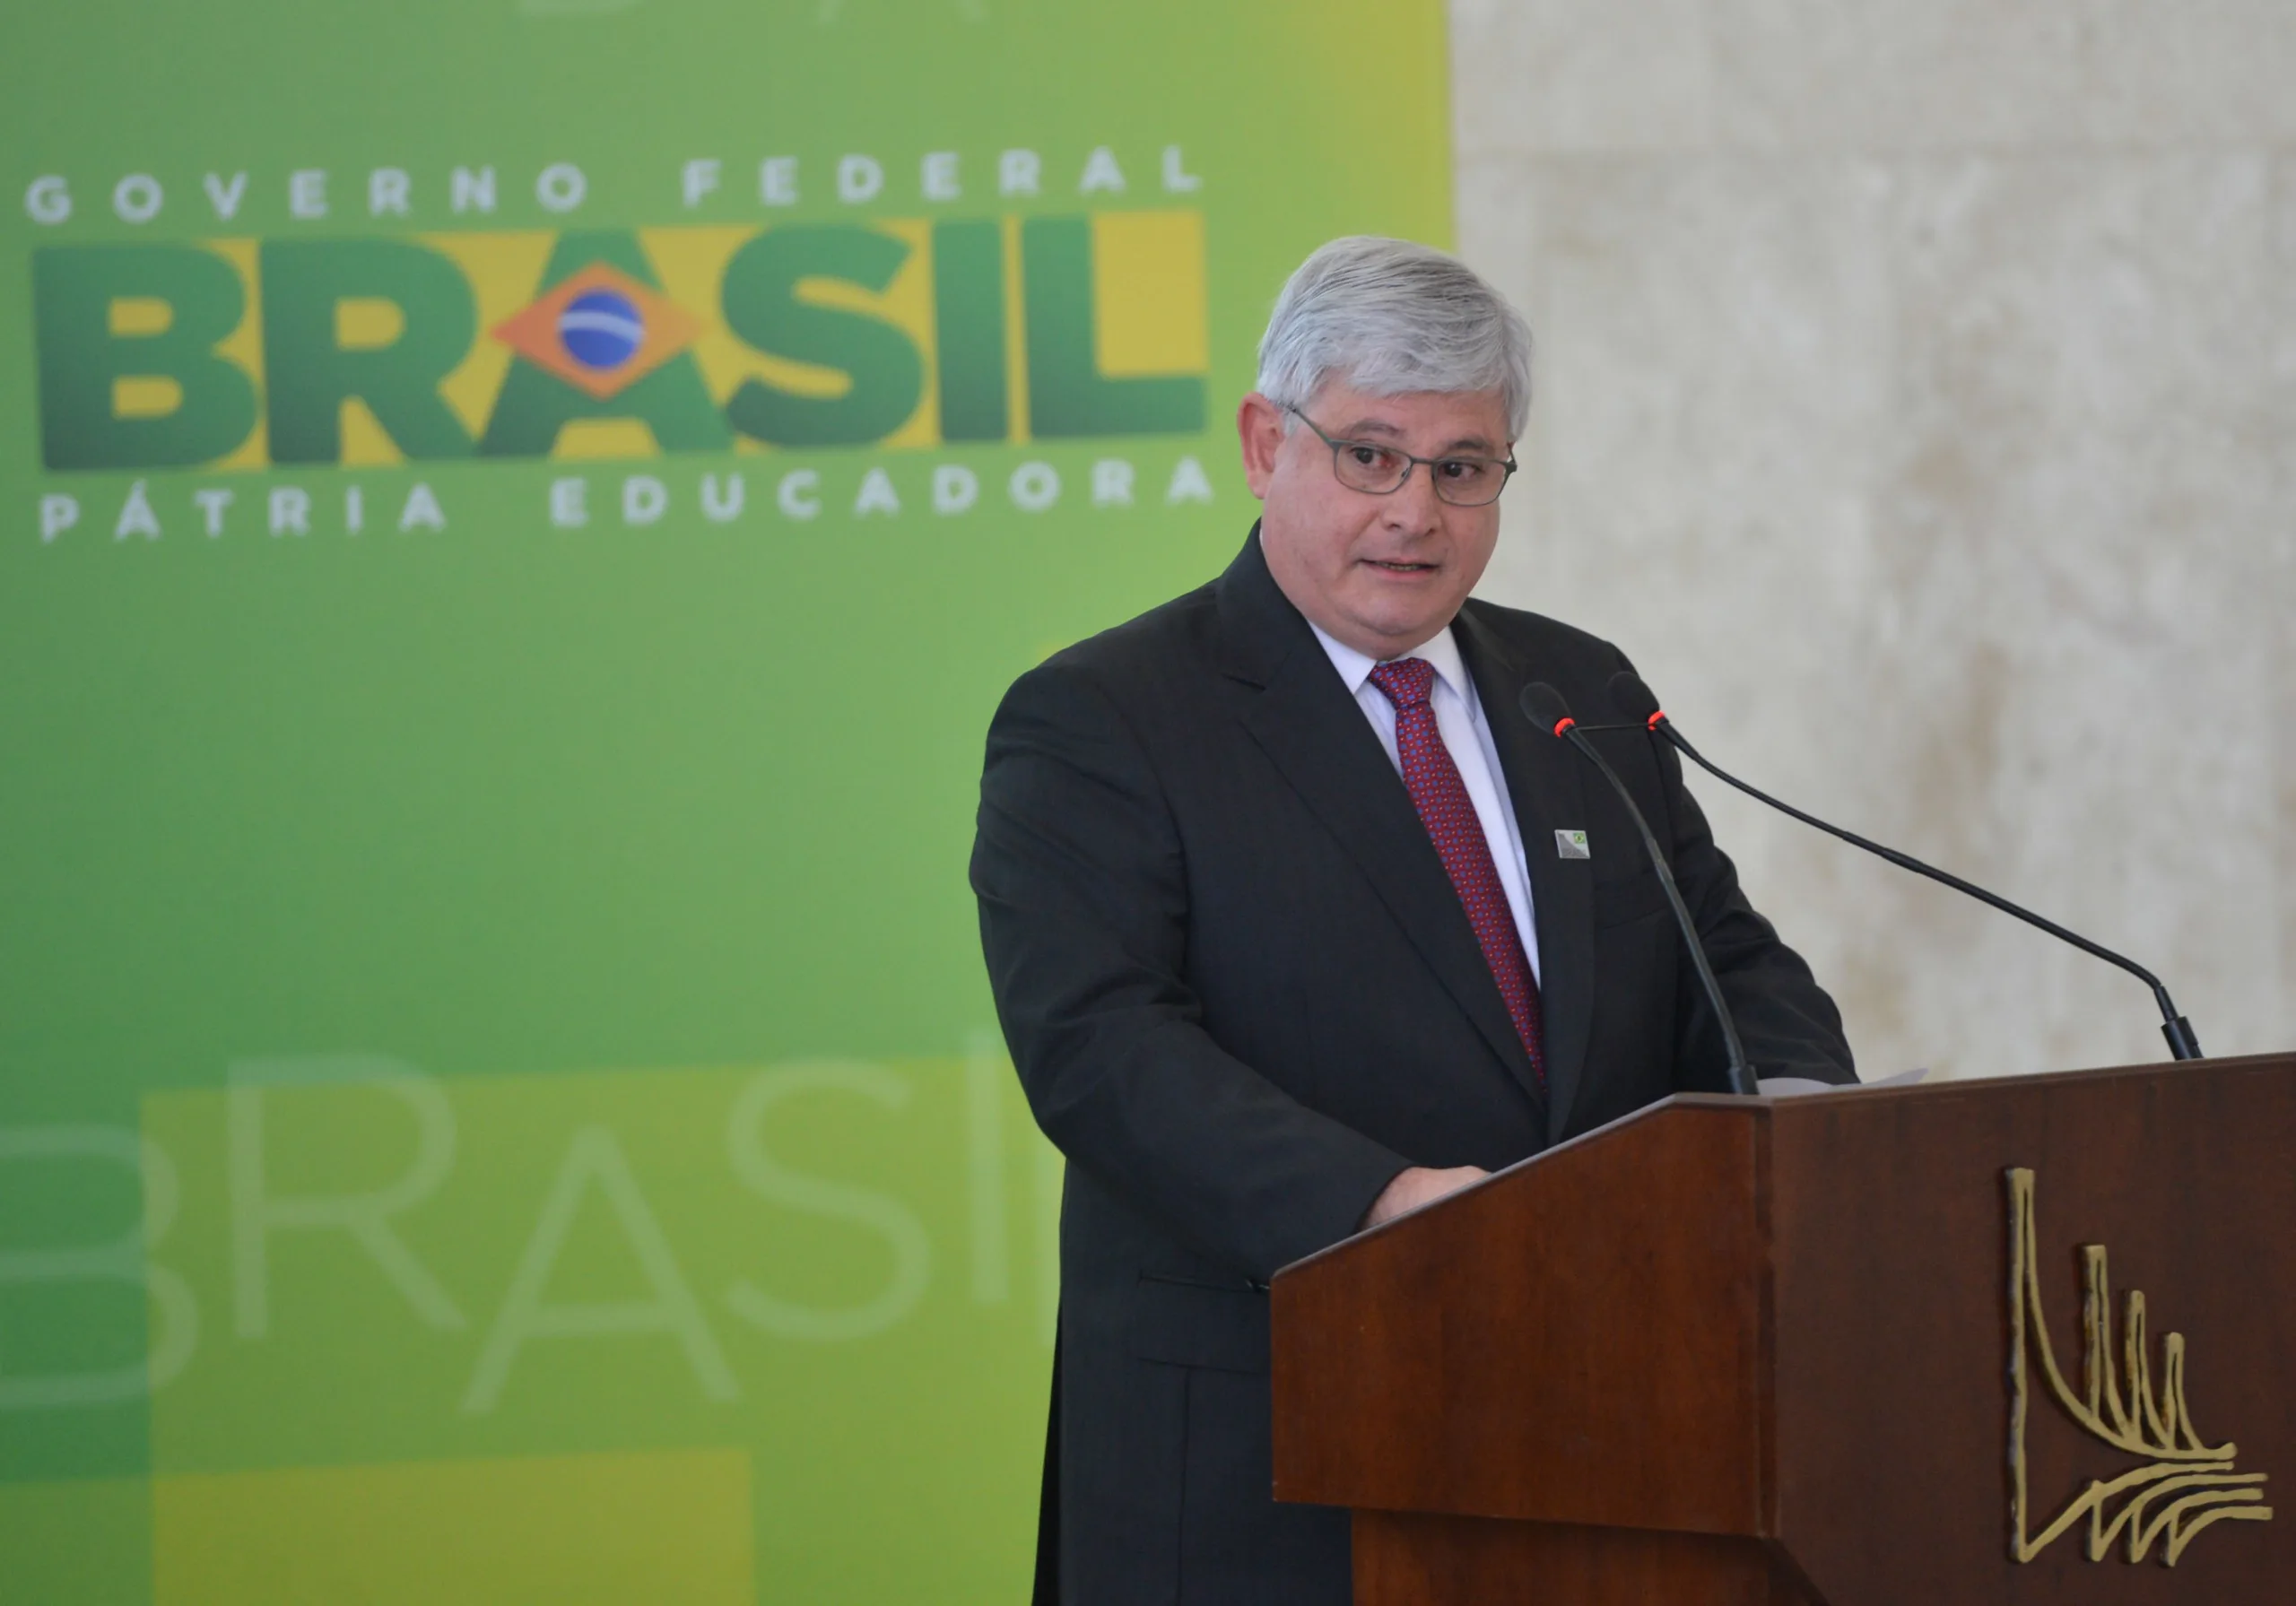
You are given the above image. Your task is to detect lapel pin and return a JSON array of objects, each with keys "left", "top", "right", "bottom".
[{"left": 1555, "top": 829, "right": 1589, "bottom": 860}]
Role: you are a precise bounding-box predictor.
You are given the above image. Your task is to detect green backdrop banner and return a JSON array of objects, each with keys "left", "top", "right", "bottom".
[{"left": 0, "top": 2, "right": 1450, "bottom": 1598}]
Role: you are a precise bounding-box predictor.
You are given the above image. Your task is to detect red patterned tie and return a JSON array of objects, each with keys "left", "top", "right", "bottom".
[{"left": 1367, "top": 658, "right": 1545, "bottom": 1088}]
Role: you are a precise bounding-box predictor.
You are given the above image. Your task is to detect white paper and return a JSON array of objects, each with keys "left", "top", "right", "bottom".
[{"left": 1755, "top": 1067, "right": 1928, "bottom": 1098}]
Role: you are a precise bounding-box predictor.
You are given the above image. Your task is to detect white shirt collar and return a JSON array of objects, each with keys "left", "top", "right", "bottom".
[{"left": 1307, "top": 619, "right": 1474, "bottom": 706}]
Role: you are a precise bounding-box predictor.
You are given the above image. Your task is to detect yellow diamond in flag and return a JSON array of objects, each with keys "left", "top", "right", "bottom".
[{"left": 491, "top": 262, "right": 700, "bottom": 401}]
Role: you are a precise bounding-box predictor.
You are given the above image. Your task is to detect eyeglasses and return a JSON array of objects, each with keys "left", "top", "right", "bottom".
[{"left": 1285, "top": 404, "right": 1518, "bottom": 508}]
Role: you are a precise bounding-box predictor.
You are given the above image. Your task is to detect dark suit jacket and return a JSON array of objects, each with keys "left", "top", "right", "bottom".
[{"left": 971, "top": 527, "right": 1854, "bottom": 1606}]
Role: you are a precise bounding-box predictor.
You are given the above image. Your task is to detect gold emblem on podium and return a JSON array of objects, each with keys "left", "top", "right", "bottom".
[{"left": 2006, "top": 1168, "right": 2272, "bottom": 1566}]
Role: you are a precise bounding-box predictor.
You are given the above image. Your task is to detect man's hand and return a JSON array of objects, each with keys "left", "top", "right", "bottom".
[{"left": 1361, "top": 1164, "right": 1492, "bottom": 1229}]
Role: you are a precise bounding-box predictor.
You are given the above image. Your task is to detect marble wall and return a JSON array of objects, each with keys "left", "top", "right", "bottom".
[{"left": 1450, "top": 3, "right": 2294, "bottom": 1080}]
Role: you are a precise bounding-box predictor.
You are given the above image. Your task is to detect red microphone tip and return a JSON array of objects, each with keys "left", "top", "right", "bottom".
[
  {"left": 1646, "top": 709, "right": 1665, "bottom": 731},
  {"left": 1552, "top": 716, "right": 1577, "bottom": 738}
]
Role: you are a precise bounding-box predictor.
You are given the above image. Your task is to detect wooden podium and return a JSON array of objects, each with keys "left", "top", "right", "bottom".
[{"left": 1270, "top": 1053, "right": 2294, "bottom": 1604}]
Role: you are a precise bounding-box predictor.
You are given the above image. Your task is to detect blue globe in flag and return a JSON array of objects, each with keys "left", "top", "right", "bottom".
[{"left": 557, "top": 289, "right": 645, "bottom": 371}]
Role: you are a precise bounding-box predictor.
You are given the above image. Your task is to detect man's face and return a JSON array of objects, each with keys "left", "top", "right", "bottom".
[{"left": 1239, "top": 379, "right": 1511, "bottom": 660}]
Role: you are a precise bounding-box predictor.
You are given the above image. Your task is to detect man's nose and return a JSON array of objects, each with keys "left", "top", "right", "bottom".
[{"left": 1382, "top": 463, "right": 1445, "bottom": 534}]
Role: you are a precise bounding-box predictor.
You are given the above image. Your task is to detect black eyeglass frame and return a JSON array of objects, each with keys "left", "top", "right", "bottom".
[{"left": 1283, "top": 404, "right": 1519, "bottom": 508}]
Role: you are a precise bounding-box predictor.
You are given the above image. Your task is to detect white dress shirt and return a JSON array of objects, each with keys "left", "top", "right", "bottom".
[{"left": 1308, "top": 621, "right": 1542, "bottom": 985}]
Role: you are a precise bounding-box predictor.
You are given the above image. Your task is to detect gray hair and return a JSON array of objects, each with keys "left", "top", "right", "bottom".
[{"left": 1256, "top": 236, "right": 1534, "bottom": 439}]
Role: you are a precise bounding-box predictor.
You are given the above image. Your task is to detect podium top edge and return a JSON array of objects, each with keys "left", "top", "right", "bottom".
[{"left": 1272, "top": 1051, "right": 2295, "bottom": 1282}]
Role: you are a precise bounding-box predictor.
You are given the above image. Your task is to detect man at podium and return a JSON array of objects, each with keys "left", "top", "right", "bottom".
[{"left": 972, "top": 236, "right": 1856, "bottom": 1606}]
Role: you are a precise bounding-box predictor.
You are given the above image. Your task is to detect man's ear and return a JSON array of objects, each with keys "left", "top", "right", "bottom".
[{"left": 1237, "top": 392, "right": 1285, "bottom": 499}]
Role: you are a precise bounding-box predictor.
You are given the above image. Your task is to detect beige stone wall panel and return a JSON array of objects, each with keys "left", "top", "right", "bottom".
[{"left": 1450, "top": 6, "right": 2293, "bottom": 1080}]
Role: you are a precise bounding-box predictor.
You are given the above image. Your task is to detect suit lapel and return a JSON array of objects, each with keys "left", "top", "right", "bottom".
[
  {"left": 1215, "top": 533, "right": 1547, "bottom": 1110},
  {"left": 1453, "top": 603, "right": 1596, "bottom": 1142}
]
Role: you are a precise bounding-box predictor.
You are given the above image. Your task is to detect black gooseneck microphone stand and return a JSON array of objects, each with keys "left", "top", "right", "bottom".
[
  {"left": 1602, "top": 670, "right": 2203, "bottom": 1062},
  {"left": 1519, "top": 682, "right": 1761, "bottom": 1097}
]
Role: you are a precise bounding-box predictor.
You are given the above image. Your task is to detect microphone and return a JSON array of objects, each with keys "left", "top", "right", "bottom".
[
  {"left": 1605, "top": 670, "right": 2203, "bottom": 1062},
  {"left": 1519, "top": 682, "right": 1759, "bottom": 1097}
]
